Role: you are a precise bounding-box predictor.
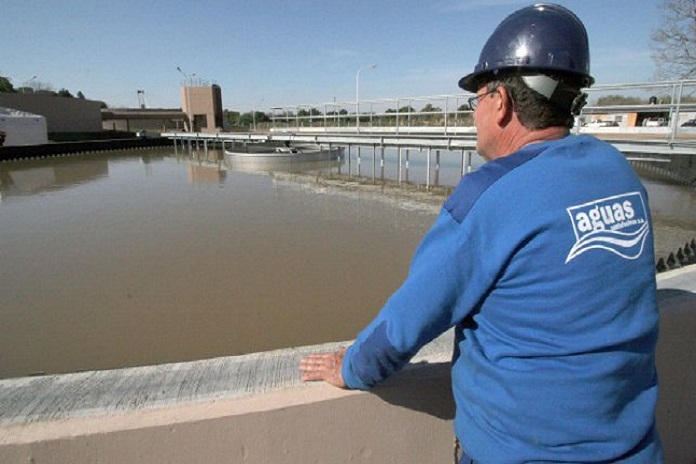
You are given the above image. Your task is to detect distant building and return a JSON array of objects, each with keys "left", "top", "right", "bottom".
[
  {"left": 103, "top": 82, "right": 224, "bottom": 134},
  {"left": 0, "top": 107, "right": 48, "bottom": 146},
  {"left": 101, "top": 109, "right": 187, "bottom": 133},
  {"left": 1, "top": 83, "right": 226, "bottom": 137},
  {"left": 0, "top": 93, "right": 101, "bottom": 133},
  {"left": 181, "top": 83, "right": 223, "bottom": 132}
]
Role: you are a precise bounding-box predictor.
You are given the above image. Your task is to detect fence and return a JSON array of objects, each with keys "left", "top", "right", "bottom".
[{"left": 267, "top": 79, "right": 696, "bottom": 139}]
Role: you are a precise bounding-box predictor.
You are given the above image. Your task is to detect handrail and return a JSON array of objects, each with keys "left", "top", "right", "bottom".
[{"left": 266, "top": 79, "right": 696, "bottom": 138}]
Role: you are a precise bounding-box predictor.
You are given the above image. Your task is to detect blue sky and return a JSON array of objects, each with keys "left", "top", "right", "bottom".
[{"left": 1, "top": 0, "right": 664, "bottom": 111}]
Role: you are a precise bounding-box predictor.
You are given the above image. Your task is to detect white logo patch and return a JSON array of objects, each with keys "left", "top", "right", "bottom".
[{"left": 566, "top": 192, "right": 650, "bottom": 264}]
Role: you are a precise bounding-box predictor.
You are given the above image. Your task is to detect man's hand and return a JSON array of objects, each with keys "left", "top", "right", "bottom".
[{"left": 299, "top": 348, "right": 347, "bottom": 388}]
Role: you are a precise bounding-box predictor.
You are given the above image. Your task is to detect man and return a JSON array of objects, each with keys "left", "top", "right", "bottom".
[{"left": 300, "top": 4, "right": 663, "bottom": 463}]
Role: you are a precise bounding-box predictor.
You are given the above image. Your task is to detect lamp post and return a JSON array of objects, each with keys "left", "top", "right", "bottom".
[
  {"left": 22, "top": 75, "right": 37, "bottom": 93},
  {"left": 176, "top": 66, "right": 193, "bottom": 132},
  {"left": 356, "top": 64, "right": 377, "bottom": 130}
]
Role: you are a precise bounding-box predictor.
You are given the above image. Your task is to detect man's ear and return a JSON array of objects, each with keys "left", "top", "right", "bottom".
[{"left": 495, "top": 86, "right": 515, "bottom": 126}]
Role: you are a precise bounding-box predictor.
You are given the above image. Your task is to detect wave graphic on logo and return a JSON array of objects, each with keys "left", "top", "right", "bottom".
[{"left": 565, "top": 222, "right": 650, "bottom": 263}]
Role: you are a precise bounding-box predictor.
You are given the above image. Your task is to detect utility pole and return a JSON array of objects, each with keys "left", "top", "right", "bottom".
[
  {"left": 137, "top": 90, "right": 147, "bottom": 109},
  {"left": 176, "top": 67, "right": 194, "bottom": 132},
  {"left": 356, "top": 64, "right": 377, "bottom": 131}
]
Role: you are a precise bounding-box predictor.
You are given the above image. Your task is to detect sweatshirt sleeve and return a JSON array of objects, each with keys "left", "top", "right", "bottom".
[
  {"left": 341, "top": 207, "right": 483, "bottom": 390},
  {"left": 340, "top": 146, "right": 548, "bottom": 390}
]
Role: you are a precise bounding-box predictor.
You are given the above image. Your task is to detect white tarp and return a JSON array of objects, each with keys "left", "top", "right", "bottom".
[{"left": 0, "top": 107, "right": 48, "bottom": 146}]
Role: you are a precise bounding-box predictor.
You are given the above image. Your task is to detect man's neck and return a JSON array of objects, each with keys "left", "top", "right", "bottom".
[
  {"left": 517, "top": 126, "right": 570, "bottom": 150},
  {"left": 488, "top": 126, "right": 569, "bottom": 161}
]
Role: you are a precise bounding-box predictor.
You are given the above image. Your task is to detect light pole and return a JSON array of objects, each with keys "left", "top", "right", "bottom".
[
  {"left": 252, "top": 98, "right": 264, "bottom": 132},
  {"left": 176, "top": 66, "right": 193, "bottom": 132},
  {"left": 23, "top": 75, "right": 37, "bottom": 92},
  {"left": 356, "top": 64, "right": 377, "bottom": 130}
]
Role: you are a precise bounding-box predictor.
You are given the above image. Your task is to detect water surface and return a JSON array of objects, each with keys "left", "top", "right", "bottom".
[
  {"left": 0, "top": 148, "right": 694, "bottom": 379},
  {"left": 0, "top": 150, "right": 436, "bottom": 378}
]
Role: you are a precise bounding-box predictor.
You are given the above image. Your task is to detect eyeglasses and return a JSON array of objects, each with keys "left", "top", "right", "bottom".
[{"left": 468, "top": 90, "right": 498, "bottom": 111}]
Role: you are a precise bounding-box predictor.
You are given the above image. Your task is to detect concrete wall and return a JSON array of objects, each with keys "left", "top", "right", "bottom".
[
  {"left": 181, "top": 85, "right": 223, "bottom": 132},
  {"left": 0, "top": 366, "right": 455, "bottom": 463},
  {"left": 0, "top": 268, "right": 694, "bottom": 464},
  {"left": 101, "top": 109, "right": 186, "bottom": 133},
  {"left": 0, "top": 93, "right": 102, "bottom": 133}
]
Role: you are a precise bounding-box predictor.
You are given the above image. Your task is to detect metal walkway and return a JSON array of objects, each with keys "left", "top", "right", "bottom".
[
  {"left": 162, "top": 127, "right": 696, "bottom": 159},
  {"left": 164, "top": 79, "right": 696, "bottom": 158}
]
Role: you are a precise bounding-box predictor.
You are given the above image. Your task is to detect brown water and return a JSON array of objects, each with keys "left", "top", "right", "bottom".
[
  {"left": 0, "top": 148, "right": 694, "bottom": 379},
  {"left": 0, "top": 150, "right": 438, "bottom": 378}
]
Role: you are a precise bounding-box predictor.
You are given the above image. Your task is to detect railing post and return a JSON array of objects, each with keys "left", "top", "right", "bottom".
[
  {"left": 398, "top": 147, "right": 402, "bottom": 184},
  {"left": 372, "top": 144, "right": 377, "bottom": 183},
  {"left": 380, "top": 145, "right": 385, "bottom": 181},
  {"left": 670, "top": 81, "right": 684, "bottom": 144},
  {"left": 444, "top": 97, "right": 449, "bottom": 134},
  {"left": 347, "top": 145, "right": 352, "bottom": 178},
  {"left": 357, "top": 146, "right": 362, "bottom": 177},
  {"left": 427, "top": 147, "right": 432, "bottom": 189}
]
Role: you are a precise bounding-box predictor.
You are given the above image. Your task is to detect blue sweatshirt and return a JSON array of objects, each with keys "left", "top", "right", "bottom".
[{"left": 342, "top": 135, "right": 663, "bottom": 463}]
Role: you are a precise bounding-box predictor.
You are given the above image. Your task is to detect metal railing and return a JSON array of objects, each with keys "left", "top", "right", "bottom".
[
  {"left": 267, "top": 79, "right": 696, "bottom": 140},
  {"left": 163, "top": 80, "right": 696, "bottom": 165}
]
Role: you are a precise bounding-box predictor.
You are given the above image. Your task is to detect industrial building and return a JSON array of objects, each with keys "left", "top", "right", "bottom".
[{"left": 0, "top": 81, "right": 224, "bottom": 139}]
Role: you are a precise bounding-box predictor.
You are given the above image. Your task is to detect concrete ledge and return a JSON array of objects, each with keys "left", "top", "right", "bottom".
[
  {"left": 0, "top": 332, "right": 452, "bottom": 429},
  {"left": 0, "top": 370, "right": 455, "bottom": 463},
  {"left": 0, "top": 267, "right": 694, "bottom": 463},
  {"left": 0, "top": 335, "right": 455, "bottom": 463}
]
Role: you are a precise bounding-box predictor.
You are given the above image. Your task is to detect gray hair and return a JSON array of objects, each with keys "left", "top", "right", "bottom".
[{"left": 486, "top": 74, "right": 585, "bottom": 130}]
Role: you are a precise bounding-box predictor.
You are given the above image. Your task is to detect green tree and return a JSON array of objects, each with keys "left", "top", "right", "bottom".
[
  {"left": 455, "top": 104, "right": 474, "bottom": 126},
  {"left": 297, "top": 108, "right": 323, "bottom": 117},
  {"left": 420, "top": 103, "right": 442, "bottom": 113},
  {"left": 238, "top": 111, "right": 270, "bottom": 128},
  {"left": 0, "top": 76, "right": 16, "bottom": 93},
  {"left": 421, "top": 103, "right": 443, "bottom": 123},
  {"left": 238, "top": 112, "right": 253, "bottom": 127},
  {"left": 57, "top": 88, "right": 74, "bottom": 98},
  {"left": 224, "top": 109, "right": 241, "bottom": 127},
  {"left": 596, "top": 95, "right": 646, "bottom": 106},
  {"left": 31, "top": 80, "right": 55, "bottom": 93},
  {"left": 255, "top": 111, "right": 270, "bottom": 123}
]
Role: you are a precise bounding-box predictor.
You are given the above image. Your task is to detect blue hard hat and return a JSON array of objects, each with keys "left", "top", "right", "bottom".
[{"left": 459, "top": 3, "right": 594, "bottom": 92}]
